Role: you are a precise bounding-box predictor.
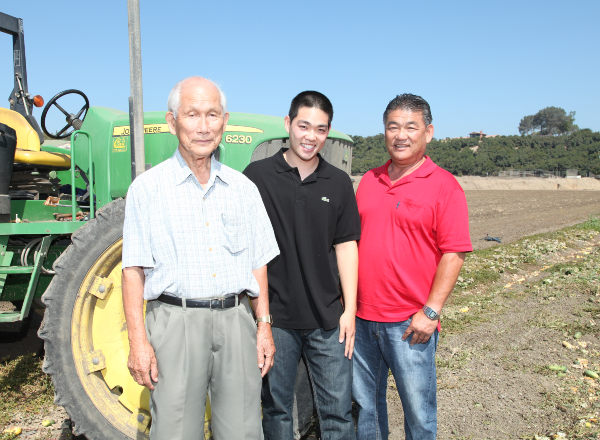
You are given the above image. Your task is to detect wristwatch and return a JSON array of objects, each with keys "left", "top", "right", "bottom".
[
  {"left": 422, "top": 306, "right": 440, "bottom": 321},
  {"left": 256, "top": 315, "right": 273, "bottom": 325}
]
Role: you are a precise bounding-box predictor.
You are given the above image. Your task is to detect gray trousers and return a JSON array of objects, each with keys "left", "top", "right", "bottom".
[{"left": 145, "top": 296, "right": 262, "bottom": 440}]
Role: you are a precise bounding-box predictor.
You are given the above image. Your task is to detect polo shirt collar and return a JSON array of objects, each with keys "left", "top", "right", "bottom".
[
  {"left": 373, "top": 156, "right": 437, "bottom": 187},
  {"left": 173, "top": 148, "right": 227, "bottom": 187},
  {"left": 272, "top": 148, "right": 332, "bottom": 180}
]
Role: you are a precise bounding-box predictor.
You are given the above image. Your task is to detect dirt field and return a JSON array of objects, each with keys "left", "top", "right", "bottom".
[
  {"left": 352, "top": 175, "right": 600, "bottom": 193},
  {"left": 1, "top": 188, "right": 600, "bottom": 440},
  {"left": 467, "top": 191, "right": 600, "bottom": 250},
  {"left": 458, "top": 176, "right": 600, "bottom": 191}
]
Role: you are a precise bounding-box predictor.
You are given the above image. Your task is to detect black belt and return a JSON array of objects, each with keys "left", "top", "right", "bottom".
[{"left": 157, "top": 293, "right": 245, "bottom": 309}]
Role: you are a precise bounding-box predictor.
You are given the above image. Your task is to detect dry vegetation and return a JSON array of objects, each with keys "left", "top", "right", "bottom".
[{"left": 0, "top": 355, "right": 67, "bottom": 439}]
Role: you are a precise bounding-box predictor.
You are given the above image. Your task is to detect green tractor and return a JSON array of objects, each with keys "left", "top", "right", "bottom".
[{"left": 0, "top": 10, "right": 354, "bottom": 440}]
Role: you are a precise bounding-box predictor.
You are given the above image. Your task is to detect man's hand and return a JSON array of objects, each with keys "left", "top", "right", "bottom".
[
  {"left": 334, "top": 240, "right": 358, "bottom": 359},
  {"left": 122, "top": 267, "right": 157, "bottom": 388},
  {"left": 402, "top": 310, "right": 438, "bottom": 345},
  {"left": 127, "top": 340, "right": 158, "bottom": 390},
  {"left": 402, "top": 252, "right": 465, "bottom": 346},
  {"left": 339, "top": 310, "right": 356, "bottom": 359},
  {"left": 256, "top": 323, "right": 275, "bottom": 377},
  {"left": 250, "top": 265, "right": 274, "bottom": 377}
]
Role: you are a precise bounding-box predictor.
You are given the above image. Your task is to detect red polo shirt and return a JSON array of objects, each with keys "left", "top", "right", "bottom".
[{"left": 356, "top": 157, "right": 472, "bottom": 323}]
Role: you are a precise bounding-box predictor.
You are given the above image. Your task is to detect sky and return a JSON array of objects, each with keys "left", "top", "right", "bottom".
[{"left": 2, "top": 0, "right": 599, "bottom": 139}]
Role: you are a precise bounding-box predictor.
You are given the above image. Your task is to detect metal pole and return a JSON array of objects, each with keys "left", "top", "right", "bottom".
[
  {"left": 128, "top": 97, "right": 137, "bottom": 180},
  {"left": 127, "top": 0, "right": 146, "bottom": 179}
]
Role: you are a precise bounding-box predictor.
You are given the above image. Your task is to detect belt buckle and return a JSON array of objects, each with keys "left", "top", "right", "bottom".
[{"left": 210, "top": 297, "right": 226, "bottom": 310}]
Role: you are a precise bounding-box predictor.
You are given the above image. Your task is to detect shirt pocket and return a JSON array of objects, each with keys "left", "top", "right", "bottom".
[
  {"left": 394, "top": 197, "right": 425, "bottom": 230},
  {"left": 220, "top": 211, "right": 248, "bottom": 254}
]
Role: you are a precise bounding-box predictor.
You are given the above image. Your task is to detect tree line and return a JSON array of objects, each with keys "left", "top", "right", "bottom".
[{"left": 350, "top": 129, "right": 600, "bottom": 176}]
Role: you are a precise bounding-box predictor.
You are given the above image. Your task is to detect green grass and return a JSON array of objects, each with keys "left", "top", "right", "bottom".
[
  {"left": 440, "top": 291, "right": 504, "bottom": 338},
  {"left": 575, "top": 214, "right": 600, "bottom": 232},
  {"left": 451, "top": 215, "right": 599, "bottom": 302},
  {"left": 465, "top": 269, "right": 501, "bottom": 287},
  {"left": 527, "top": 314, "right": 592, "bottom": 336},
  {"left": 443, "top": 216, "right": 600, "bottom": 340},
  {"left": 457, "top": 214, "right": 600, "bottom": 293}
]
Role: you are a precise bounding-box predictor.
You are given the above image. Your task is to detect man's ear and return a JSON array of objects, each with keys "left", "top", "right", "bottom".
[
  {"left": 166, "top": 112, "right": 177, "bottom": 136},
  {"left": 223, "top": 112, "right": 230, "bottom": 127},
  {"left": 426, "top": 124, "right": 435, "bottom": 143},
  {"left": 284, "top": 115, "right": 291, "bottom": 134}
]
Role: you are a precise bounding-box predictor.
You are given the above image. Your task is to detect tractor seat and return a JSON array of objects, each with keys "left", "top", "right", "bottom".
[
  {"left": 14, "top": 149, "right": 71, "bottom": 167},
  {"left": 0, "top": 107, "right": 41, "bottom": 151},
  {"left": 0, "top": 107, "right": 71, "bottom": 167}
]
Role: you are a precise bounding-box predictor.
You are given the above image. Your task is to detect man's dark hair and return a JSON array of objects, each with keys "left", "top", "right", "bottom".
[
  {"left": 288, "top": 91, "right": 334, "bottom": 126},
  {"left": 383, "top": 93, "right": 432, "bottom": 127}
]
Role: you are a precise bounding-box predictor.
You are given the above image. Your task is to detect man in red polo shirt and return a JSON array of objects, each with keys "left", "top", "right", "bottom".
[{"left": 352, "top": 94, "right": 472, "bottom": 440}]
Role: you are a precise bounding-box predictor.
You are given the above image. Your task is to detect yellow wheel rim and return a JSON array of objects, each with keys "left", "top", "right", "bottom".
[
  {"left": 70, "top": 239, "right": 151, "bottom": 438},
  {"left": 70, "top": 238, "right": 212, "bottom": 439}
]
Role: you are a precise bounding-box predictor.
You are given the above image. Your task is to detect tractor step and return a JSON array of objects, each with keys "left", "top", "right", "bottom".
[
  {"left": 0, "top": 311, "right": 22, "bottom": 323},
  {"left": 0, "top": 235, "right": 54, "bottom": 322},
  {"left": 0, "top": 266, "right": 35, "bottom": 274}
]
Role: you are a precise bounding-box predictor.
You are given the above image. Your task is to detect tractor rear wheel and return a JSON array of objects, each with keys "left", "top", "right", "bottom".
[{"left": 39, "top": 198, "right": 165, "bottom": 439}]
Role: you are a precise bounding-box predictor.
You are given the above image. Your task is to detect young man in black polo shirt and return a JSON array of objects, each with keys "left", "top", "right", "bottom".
[{"left": 244, "top": 91, "right": 360, "bottom": 440}]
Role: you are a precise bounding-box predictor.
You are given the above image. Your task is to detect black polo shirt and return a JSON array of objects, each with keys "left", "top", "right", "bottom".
[{"left": 243, "top": 149, "right": 361, "bottom": 330}]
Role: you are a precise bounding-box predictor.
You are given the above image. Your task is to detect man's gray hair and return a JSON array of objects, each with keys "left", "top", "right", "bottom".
[
  {"left": 167, "top": 77, "right": 227, "bottom": 119},
  {"left": 383, "top": 93, "right": 432, "bottom": 127}
]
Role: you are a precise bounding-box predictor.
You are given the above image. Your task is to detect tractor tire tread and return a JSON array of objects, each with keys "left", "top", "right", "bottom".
[{"left": 38, "top": 198, "right": 130, "bottom": 440}]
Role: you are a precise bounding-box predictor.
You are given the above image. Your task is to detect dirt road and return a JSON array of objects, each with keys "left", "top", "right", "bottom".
[{"left": 467, "top": 190, "right": 600, "bottom": 250}]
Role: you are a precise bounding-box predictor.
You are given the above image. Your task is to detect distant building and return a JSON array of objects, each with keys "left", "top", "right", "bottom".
[
  {"left": 469, "top": 130, "right": 486, "bottom": 138},
  {"left": 439, "top": 132, "right": 499, "bottom": 142}
]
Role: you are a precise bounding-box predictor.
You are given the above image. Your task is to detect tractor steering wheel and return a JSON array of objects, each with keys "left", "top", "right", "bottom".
[{"left": 41, "top": 89, "right": 90, "bottom": 139}]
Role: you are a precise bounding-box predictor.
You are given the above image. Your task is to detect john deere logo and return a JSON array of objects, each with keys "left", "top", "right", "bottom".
[
  {"left": 113, "top": 137, "right": 128, "bottom": 152},
  {"left": 321, "top": 197, "right": 329, "bottom": 202}
]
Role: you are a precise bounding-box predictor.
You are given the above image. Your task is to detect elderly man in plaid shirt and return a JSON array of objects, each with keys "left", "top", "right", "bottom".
[{"left": 122, "top": 77, "right": 279, "bottom": 440}]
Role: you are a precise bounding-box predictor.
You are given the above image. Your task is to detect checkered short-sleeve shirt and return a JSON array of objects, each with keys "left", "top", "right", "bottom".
[{"left": 122, "top": 149, "right": 279, "bottom": 300}]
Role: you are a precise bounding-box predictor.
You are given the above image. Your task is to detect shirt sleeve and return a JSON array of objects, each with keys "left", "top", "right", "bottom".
[
  {"left": 247, "top": 183, "right": 280, "bottom": 270},
  {"left": 122, "top": 180, "right": 155, "bottom": 269},
  {"left": 435, "top": 188, "right": 473, "bottom": 254},
  {"left": 332, "top": 179, "right": 362, "bottom": 245}
]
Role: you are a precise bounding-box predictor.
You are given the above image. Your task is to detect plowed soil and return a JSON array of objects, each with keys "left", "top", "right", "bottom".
[{"left": 467, "top": 190, "right": 600, "bottom": 250}]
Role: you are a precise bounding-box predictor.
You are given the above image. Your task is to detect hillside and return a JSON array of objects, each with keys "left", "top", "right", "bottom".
[{"left": 350, "top": 130, "right": 600, "bottom": 176}]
